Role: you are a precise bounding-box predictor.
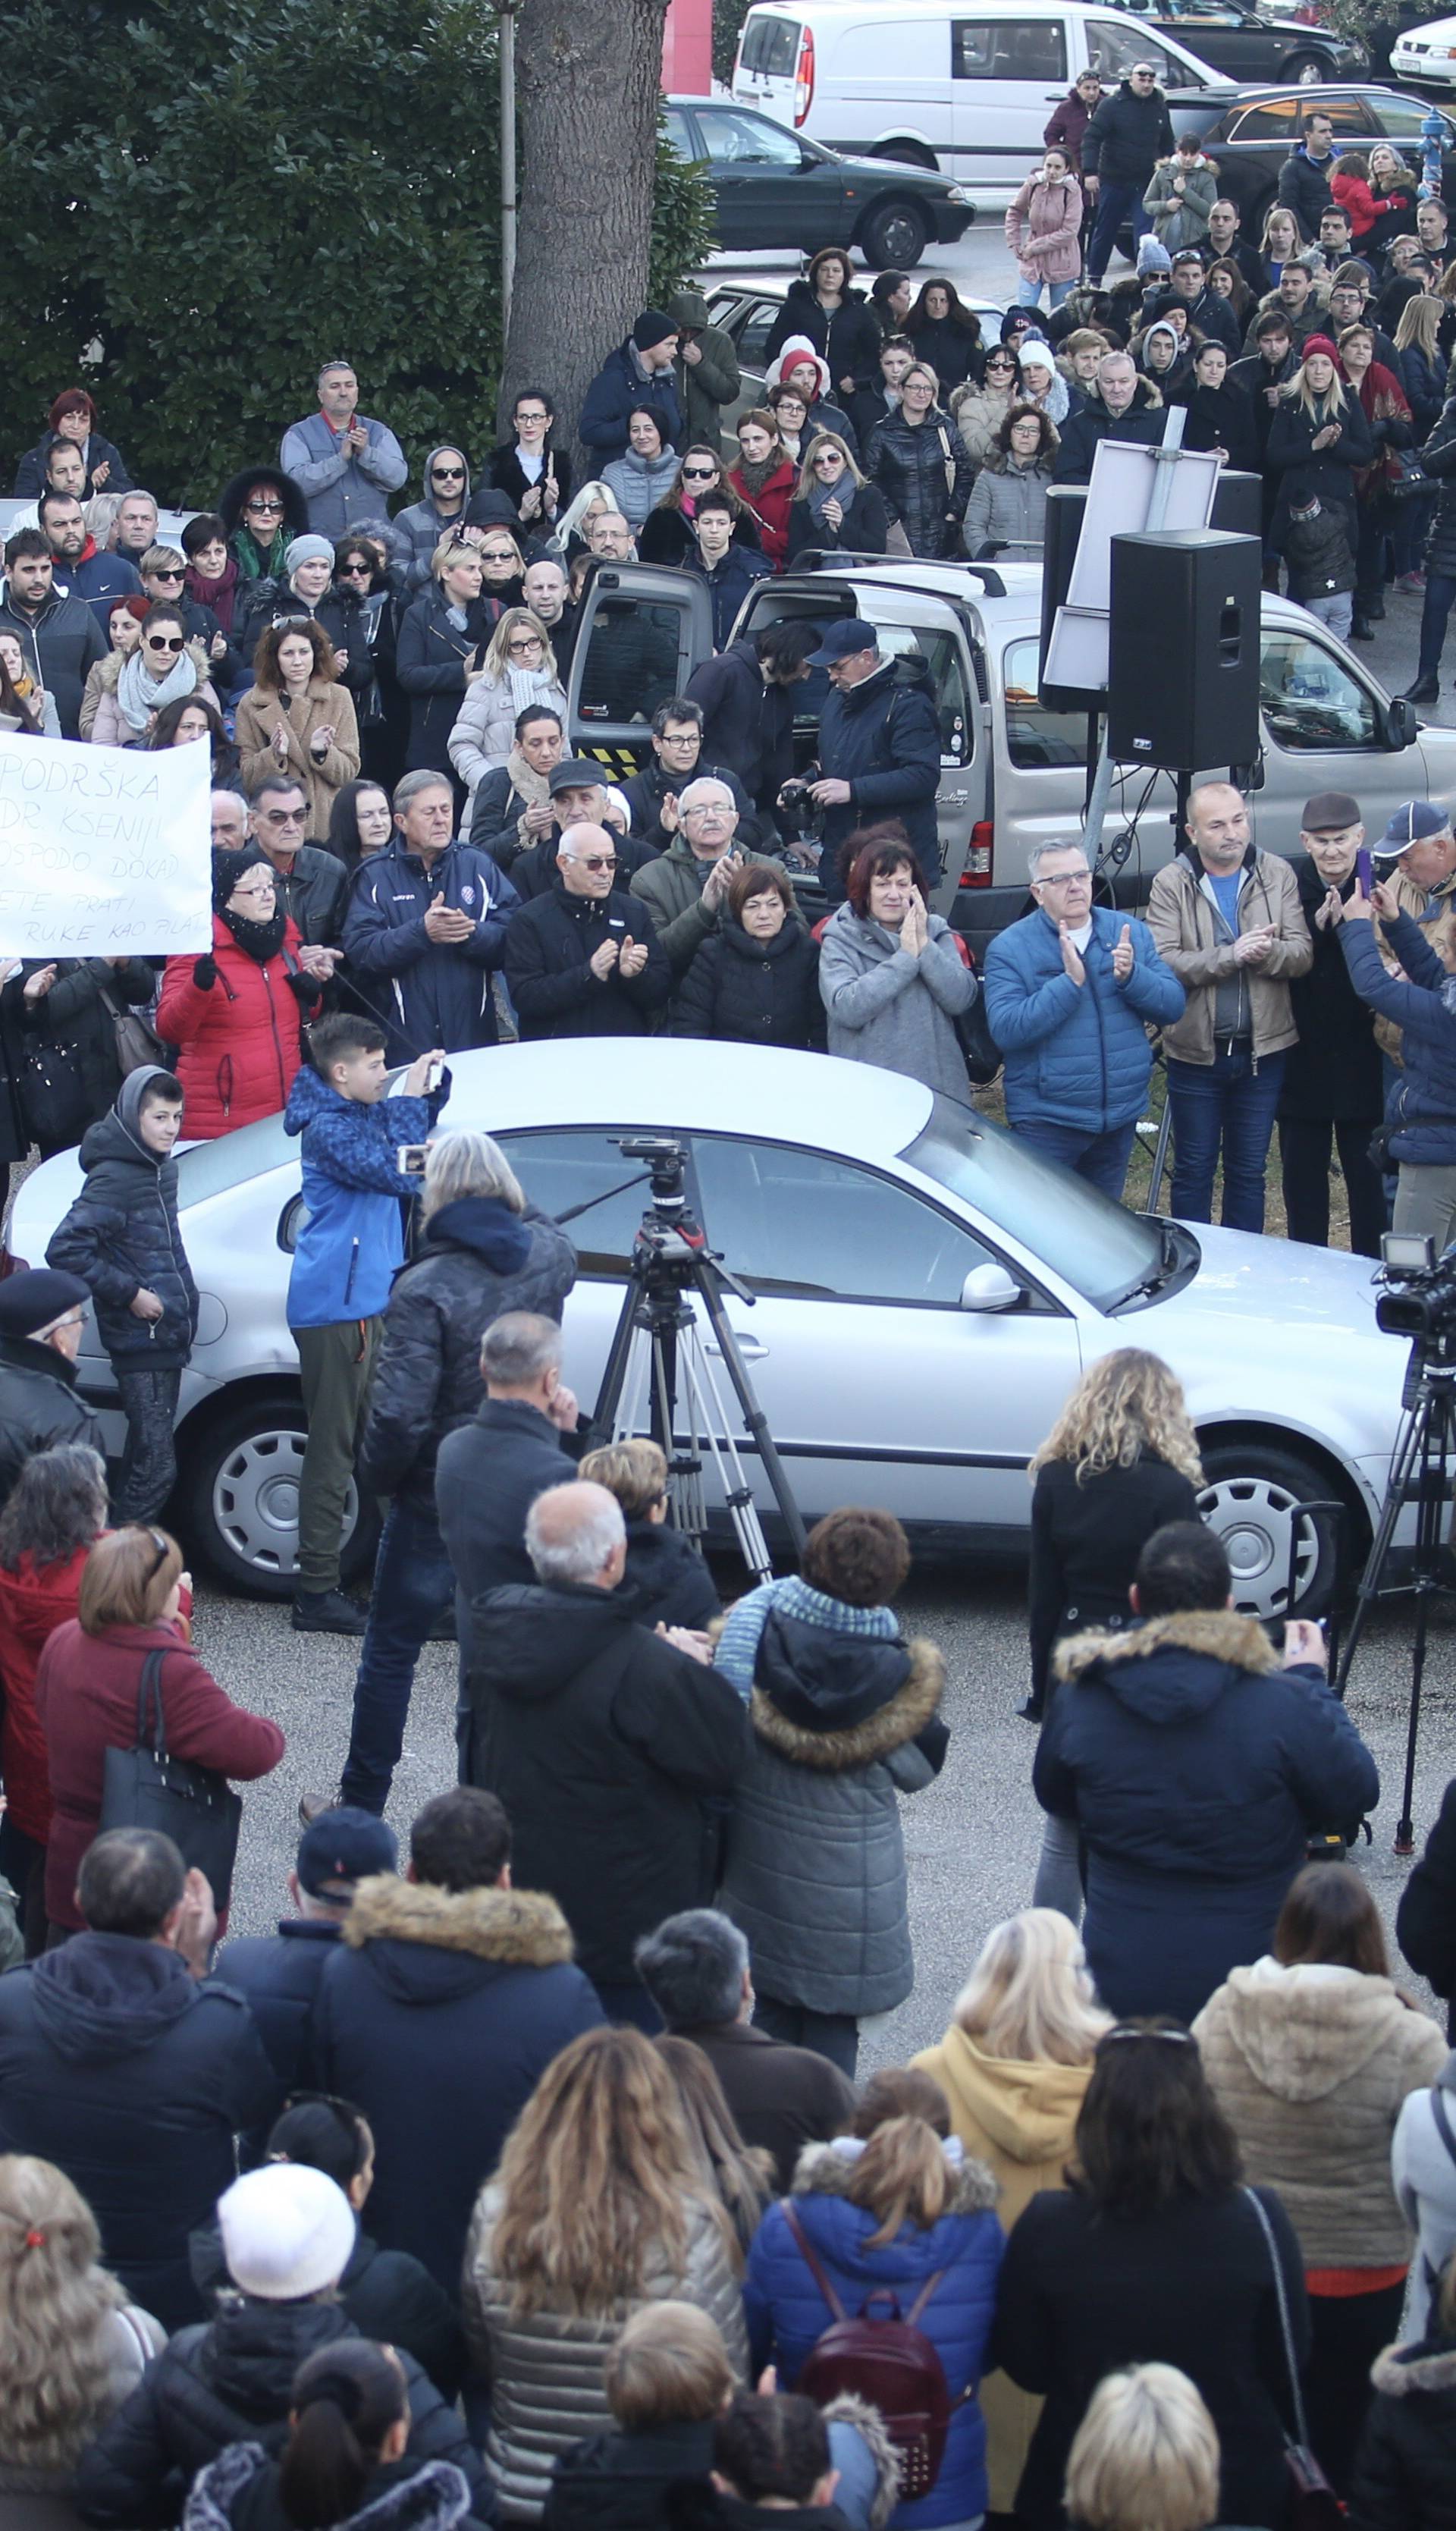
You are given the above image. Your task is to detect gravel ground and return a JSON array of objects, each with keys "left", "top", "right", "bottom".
[{"left": 210, "top": 1550, "right": 1456, "bottom": 2062}]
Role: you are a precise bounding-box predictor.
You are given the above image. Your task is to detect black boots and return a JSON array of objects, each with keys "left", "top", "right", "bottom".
[{"left": 1404, "top": 674, "right": 1440, "bottom": 705}]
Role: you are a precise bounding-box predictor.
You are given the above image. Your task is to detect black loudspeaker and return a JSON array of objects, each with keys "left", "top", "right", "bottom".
[
  {"left": 1211, "top": 469, "right": 1263, "bottom": 541},
  {"left": 1037, "top": 486, "right": 1102, "bottom": 714},
  {"left": 1107, "top": 529, "right": 1262, "bottom": 770}
]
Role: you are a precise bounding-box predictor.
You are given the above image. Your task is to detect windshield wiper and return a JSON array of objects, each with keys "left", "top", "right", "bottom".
[{"left": 1107, "top": 1219, "right": 1183, "bottom": 1313}]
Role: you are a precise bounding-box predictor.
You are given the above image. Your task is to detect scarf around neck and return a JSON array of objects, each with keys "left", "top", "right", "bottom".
[
  {"left": 219, "top": 902, "right": 287, "bottom": 963},
  {"left": 505, "top": 745, "right": 553, "bottom": 807},
  {"left": 187, "top": 554, "right": 238, "bottom": 633},
  {"left": 116, "top": 643, "right": 198, "bottom": 736},
  {"left": 806, "top": 466, "right": 848, "bottom": 526},
  {"left": 736, "top": 453, "right": 783, "bottom": 498}
]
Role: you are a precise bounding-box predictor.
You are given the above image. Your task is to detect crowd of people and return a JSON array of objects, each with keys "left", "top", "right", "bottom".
[{"left": 8, "top": 107, "right": 1456, "bottom": 2531}]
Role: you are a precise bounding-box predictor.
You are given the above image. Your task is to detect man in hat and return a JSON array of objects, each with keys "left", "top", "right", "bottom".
[
  {"left": 504, "top": 755, "right": 661, "bottom": 902},
  {"left": 0, "top": 1267, "right": 101, "bottom": 1512},
  {"left": 212, "top": 1806, "right": 399, "bottom": 2091},
  {"left": 1277, "top": 791, "right": 1385, "bottom": 1256},
  {"left": 280, "top": 359, "right": 407, "bottom": 541},
  {"left": 795, "top": 620, "right": 941, "bottom": 896},
  {"left": 579, "top": 310, "right": 682, "bottom": 463}
]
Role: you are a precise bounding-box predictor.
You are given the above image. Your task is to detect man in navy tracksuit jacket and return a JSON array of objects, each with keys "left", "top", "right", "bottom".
[
  {"left": 340, "top": 774, "right": 518, "bottom": 1060},
  {"left": 284, "top": 1015, "right": 449, "bottom": 1636}
]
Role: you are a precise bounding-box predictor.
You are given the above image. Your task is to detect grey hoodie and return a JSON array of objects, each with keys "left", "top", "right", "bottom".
[{"left": 383, "top": 444, "right": 473, "bottom": 598}]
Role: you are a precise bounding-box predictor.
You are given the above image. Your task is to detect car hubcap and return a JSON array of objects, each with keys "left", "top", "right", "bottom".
[
  {"left": 213, "top": 1428, "right": 357, "bottom": 1578},
  {"left": 1197, "top": 1474, "right": 1319, "bottom": 1616},
  {"left": 879, "top": 211, "right": 921, "bottom": 265},
  {"left": 1296, "top": 58, "right": 1321, "bottom": 80}
]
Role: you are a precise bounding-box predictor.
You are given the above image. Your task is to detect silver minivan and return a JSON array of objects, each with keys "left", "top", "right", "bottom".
[
  {"left": 563, "top": 555, "right": 1456, "bottom": 958},
  {"left": 733, "top": 0, "right": 1218, "bottom": 187}
]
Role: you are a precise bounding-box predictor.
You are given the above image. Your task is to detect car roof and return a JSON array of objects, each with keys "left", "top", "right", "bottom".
[{"left": 438, "top": 1038, "right": 935, "bottom": 1154}]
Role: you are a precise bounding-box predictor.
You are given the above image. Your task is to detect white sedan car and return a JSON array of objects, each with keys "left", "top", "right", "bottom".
[
  {"left": 11, "top": 1041, "right": 1408, "bottom": 1613},
  {"left": 1391, "top": 17, "right": 1456, "bottom": 84}
]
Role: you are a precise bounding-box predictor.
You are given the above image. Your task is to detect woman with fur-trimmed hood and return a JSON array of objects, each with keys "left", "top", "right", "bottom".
[
  {"left": 1034, "top": 1517, "right": 1379, "bottom": 2028},
  {"left": 1352, "top": 2250, "right": 1456, "bottom": 2528},
  {"left": 714, "top": 1508, "right": 949, "bottom": 2080}
]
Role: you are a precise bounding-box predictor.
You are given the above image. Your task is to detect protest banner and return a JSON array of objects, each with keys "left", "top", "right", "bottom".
[{"left": 0, "top": 732, "right": 212, "bottom": 959}]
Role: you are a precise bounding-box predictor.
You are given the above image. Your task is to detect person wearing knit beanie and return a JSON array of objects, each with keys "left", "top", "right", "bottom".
[
  {"left": 580, "top": 310, "right": 684, "bottom": 463},
  {"left": 632, "top": 309, "right": 678, "bottom": 356},
  {"left": 217, "top": 2164, "right": 357, "bottom": 2300}
]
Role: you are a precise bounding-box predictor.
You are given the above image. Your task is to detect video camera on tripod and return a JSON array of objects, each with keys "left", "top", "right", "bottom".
[{"left": 1373, "top": 1230, "right": 1456, "bottom": 1371}]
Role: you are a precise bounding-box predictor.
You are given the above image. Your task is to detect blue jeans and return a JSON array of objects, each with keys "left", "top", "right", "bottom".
[
  {"left": 1011, "top": 1116, "right": 1138, "bottom": 1201},
  {"left": 1417, "top": 568, "right": 1456, "bottom": 679},
  {"left": 1015, "top": 275, "right": 1076, "bottom": 309},
  {"left": 1166, "top": 1045, "right": 1287, "bottom": 1233},
  {"left": 754, "top": 1992, "right": 859, "bottom": 2078},
  {"left": 1087, "top": 181, "right": 1150, "bottom": 284},
  {"left": 340, "top": 1497, "right": 455, "bottom": 1814}
]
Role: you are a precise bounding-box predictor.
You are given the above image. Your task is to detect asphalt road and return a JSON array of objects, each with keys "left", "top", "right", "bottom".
[{"left": 211, "top": 1547, "right": 1456, "bottom": 2065}]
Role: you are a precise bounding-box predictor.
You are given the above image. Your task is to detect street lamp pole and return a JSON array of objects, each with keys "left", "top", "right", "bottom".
[{"left": 500, "top": 0, "right": 519, "bottom": 341}]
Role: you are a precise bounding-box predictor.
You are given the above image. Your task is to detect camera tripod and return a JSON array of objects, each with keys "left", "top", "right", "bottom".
[
  {"left": 1335, "top": 1348, "right": 1456, "bottom": 1851},
  {"left": 567, "top": 1141, "right": 807, "bottom": 1585}
]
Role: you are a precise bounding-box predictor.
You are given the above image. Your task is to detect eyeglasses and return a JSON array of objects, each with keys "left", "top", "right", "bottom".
[
  {"left": 148, "top": 567, "right": 184, "bottom": 583},
  {"left": 568, "top": 853, "right": 617, "bottom": 871},
  {"left": 338, "top": 560, "right": 373, "bottom": 577},
  {"left": 245, "top": 498, "right": 284, "bottom": 515},
  {"left": 681, "top": 464, "right": 717, "bottom": 481},
  {"left": 431, "top": 466, "right": 466, "bottom": 482},
  {"left": 481, "top": 548, "right": 517, "bottom": 564},
  {"left": 814, "top": 452, "right": 844, "bottom": 466},
  {"left": 1034, "top": 867, "right": 1091, "bottom": 888},
  {"left": 146, "top": 635, "right": 185, "bottom": 654},
  {"left": 987, "top": 358, "right": 1015, "bottom": 371},
  {"left": 261, "top": 806, "right": 307, "bottom": 826},
  {"left": 231, "top": 881, "right": 275, "bottom": 901},
  {"left": 515, "top": 410, "right": 549, "bottom": 425},
  {"left": 507, "top": 638, "right": 544, "bottom": 657},
  {"left": 144, "top": 1528, "right": 171, "bottom": 1584}
]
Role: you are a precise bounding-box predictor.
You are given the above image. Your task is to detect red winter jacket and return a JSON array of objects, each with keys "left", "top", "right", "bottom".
[
  {"left": 155, "top": 912, "right": 315, "bottom": 1139},
  {"left": 35, "top": 1617, "right": 284, "bottom": 1931},
  {"left": 0, "top": 1545, "right": 89, "bottom": 1844},
  {"left": 730, "top": 460, "right": 797, "bottom": 568},
  {"left": 1330, "top": 168, "right": 1406, "bottom": 240}
]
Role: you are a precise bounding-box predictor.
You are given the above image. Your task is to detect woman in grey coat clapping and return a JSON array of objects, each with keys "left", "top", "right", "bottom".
[{"left": 818, "top": 824, "right": 975, "bottom": 1101}]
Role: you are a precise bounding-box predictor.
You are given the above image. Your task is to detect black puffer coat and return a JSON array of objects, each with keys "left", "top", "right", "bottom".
[
  {"left": 0, "top": 1333, "right": 103, "bottom": 1512},
  {"left": 46, "top": 1066, "right": 199, "bottom": 1367},
  {"left": 17, "top": 956, "right": 156, "bottom": 1157},
  {"left": 394, "top": 586, "right": 494, "bottom": 772},
  {"left": 74, "top": 2295, "right": 490, "bottom": 2529},
  {"left": 672, "top": 919, "right": 825, "bottom": 1050},
  {"left": 504, "top": 884, "right": 673, "bottom": 1039},
  {"left": 188, "top": 2215, "right": 466, "bottom": 2404},
  {"left": 1082, "top": 79, "right": 1174, "bottom": 186},
  {"left": 1348, "top": 2330, "right": 1456, "bottom": 2529},
  {"left": 183, "top": 2442, "right": 488, "bottom": 2531},
  {"left": 619, "top": 1521, "right": 721, "bottom": 1631},
  {"left": 1266, "top": 391, "right": 1374, "bottom": 539},
  {"left": 361, "top": 1197, "right": 577, "bottom": 1515},
  {"left": 864, "top": 407, "right": 974, "bottom": 558},
  {"left": 1421, "top": 397, "right": 1456, "bottom": 579},
  {"left": 764, "top": 283, "right": 884, "bottom": 394}
]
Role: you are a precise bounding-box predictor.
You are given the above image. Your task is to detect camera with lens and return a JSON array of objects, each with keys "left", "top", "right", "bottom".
[
  {"left": 779, "top": 777, "right": 825, "bottom": 839},
  {"left": 1375, "top": 1232, "right": 1456, "bottom": 1368}
]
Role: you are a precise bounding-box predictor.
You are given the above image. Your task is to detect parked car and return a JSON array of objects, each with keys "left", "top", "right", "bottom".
[
  {"left": 9, "top": 1042, "right": 1409, "bottom": 1616},
  {"left": 732, "top": 0, "right": 1222, "bottom": 187},
  {"left": 560, "top": 554, "right": 1451, "bottom": 959},
  {"left": 1109, "top": 0, "right": 1365, "bottom": 85},
  {"left": 665, "top": 95, "right": 974, "bottom": 266},
  {"left": 1391, "top": 13, "right": 1456, "bottom": 87},
  {"left": 1163, "top": 78, "right": 1456, "bottom": 228},
  {"left": 701, "top": 274, "right": 1007, "bottom": 444}
]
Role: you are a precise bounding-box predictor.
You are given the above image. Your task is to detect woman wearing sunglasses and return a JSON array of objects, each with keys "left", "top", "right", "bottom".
[
  {"left": 951, "top": 347, "right": 1025, "bottom": 472},
  {"left": 216, "top": 465, "right": 309, "bottom": 583},
  {"left": 638, "top": 445, "right": 763, "bottom": 567},
  {"left": 86, "top": 603, "right": 221, "bottom": 750},
  {"left": 785, "top": 432, "right": 888, "bottom": 561}
]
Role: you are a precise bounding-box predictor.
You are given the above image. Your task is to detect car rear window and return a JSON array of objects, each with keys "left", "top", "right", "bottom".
[{"left": 739, "top": 12, "right": 799, "bottom": 74}]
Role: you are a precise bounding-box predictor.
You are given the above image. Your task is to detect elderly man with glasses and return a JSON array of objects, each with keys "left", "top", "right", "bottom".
[
  {"left": 281, "top": 359, "right": 408, "bottom": 542},
  {"left": 630, "top": 774, "right": 801, "bottom": 976},
  {"left": 0, "top": 1268, "right": 102, "bottom": 1515},
  {"left": 504, "top": 820, "right": 671, "bottom": 1039},
  {"left": 247, "top": 774, "right": 350, "bottom": 957},
  {"left": 1082, "top": 60, "right": 1174, "bottom": 287},
  {"left": 342, "top": 768, "right": 518, "bottom": 1060}
]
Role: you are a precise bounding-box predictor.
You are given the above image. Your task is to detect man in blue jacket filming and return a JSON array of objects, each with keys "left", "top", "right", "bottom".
[
  {"left": 285, "top": 1013, "right": 449, "bottom": 1637},
  {"left": 983, "top": 839, "right": 1184, "bottom": 1200}
]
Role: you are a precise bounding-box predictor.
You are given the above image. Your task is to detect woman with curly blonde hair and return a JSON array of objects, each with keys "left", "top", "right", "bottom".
[
  {"left": 1024, "top": 1351, "right": 1203, "bottom": 1912},
  {"left": 0, "top": 2154, "right": 164, "bottom": 2500},
  {"left": 462, "top": 2026, "right": 748, "bottom": 2518}
]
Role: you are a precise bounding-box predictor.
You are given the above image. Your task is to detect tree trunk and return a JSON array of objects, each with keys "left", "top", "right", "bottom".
[{"left": 501, "top": 0, "right": 670, "bottom": 466}]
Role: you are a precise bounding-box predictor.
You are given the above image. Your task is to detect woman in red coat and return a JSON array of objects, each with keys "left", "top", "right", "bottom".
[
  {"left": 34, "top": 1523, "right": 284, "bottom": 1939},
  {"left": 155, "top": 847, "right": 318, "bottom": 1138},
  {"left": 0, "top": 1440, "right": 110, "bottom": 1951},
  {"left": 730, "top": 409, "right": 798, "bottom": 569}
]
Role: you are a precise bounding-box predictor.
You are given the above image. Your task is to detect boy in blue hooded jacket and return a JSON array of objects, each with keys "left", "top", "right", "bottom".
[{"left": 284, "top": 1013, "right": 448, "bottom": 1635}]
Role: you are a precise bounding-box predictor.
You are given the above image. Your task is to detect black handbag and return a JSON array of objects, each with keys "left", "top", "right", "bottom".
[
  {"left": 953, "top": 974, "right": 1003, "bottom": 1087},
  {"left": 99, "top": 1647, "right": 243, "bottom": 1912},
  {"left": 1385, "top": 448, "right": 1431, "bottom": 501},
  {"left": 1244, "top": 2187, "right": 1342, "bottom": 2529}
]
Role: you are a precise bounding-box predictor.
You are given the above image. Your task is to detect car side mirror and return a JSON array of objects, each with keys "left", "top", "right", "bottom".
[
  {"left": 960, "top": 1263, "right": 1021, "bottom": 1313},
  {"left": 1382, "top": 695, "right": 1418, "bottom": 751}
]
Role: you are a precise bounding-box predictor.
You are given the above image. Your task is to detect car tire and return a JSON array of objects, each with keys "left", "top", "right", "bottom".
[
  {"left": 1196, "top": 1440, "right": 1345, "bottom": 1621},
  {"left": 859, "top": 198, "right": 930, "bottom": 268},
  {"left": 1281, "top": 50, "right": 1329, "bottom": 81},
  {"left": 873, "top": 141, "right": 939, "bottom": 171},
  {"left": 183, "top": 1390, "right": 379, "bottom": 1600}
]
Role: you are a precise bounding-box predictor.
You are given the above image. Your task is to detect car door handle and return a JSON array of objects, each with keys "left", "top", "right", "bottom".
[{"left": 706, "top": 1336, "right": 769, "bottom": 1361}]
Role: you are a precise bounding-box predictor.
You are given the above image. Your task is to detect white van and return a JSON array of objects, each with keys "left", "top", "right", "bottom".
[{"left": 733, "top": 0, "right": 1219, "bottom": 187}]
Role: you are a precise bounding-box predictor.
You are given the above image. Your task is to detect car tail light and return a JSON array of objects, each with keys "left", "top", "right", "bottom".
[
  {"left": 959, "top": 821, "right": 993, "bottom": 887},
  {"left": 794, "top": 26, "right": 814, "bottom": 125}
]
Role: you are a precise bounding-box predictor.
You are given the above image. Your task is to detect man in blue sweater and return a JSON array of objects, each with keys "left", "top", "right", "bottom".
[
  {"left": 285, "top": 1015, "right": 448, "bottom": 1635},
  {"left": 984, "top": 840, "right": 1184, "bottom": 1199}
]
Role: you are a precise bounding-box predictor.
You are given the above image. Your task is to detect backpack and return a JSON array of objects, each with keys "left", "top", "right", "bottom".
[{"left": 783, "top": 2200, "right": 958, "bottom": 2499}]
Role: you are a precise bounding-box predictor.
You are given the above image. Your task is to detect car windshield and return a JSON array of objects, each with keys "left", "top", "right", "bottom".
[{"left": 901, "top": 1094, "right": 1163, "bottom": 1309}]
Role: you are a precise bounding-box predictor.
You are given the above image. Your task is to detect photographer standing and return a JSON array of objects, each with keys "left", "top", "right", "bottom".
[{"left": 1337, "top": 873, "right": 1456, "bottom": 1254}]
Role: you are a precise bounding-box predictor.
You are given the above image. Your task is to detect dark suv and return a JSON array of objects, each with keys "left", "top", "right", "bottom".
[{"left": 1162, "top": 79, "right": 1456, "bottom": 231}]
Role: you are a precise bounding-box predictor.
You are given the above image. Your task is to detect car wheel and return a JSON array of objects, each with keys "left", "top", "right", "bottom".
[
  {"left": 1282, "top": 50, "right": 1328, "bottom": 81},
  {"left": 184, "top": 1391, "right": 378, "bottom": 1600},
  {"left": 1196, "top": 1442, "right": 1344, "bottom": 1620},
  {"left": 873, "top": 141, "right": 938, "bottom": 171},
  {"left": 860, "top": 198, "right": 930, "bottom": 268}
]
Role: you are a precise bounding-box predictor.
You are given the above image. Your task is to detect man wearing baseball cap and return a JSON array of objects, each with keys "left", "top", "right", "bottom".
[
  {"left": 792, "top": 619, "right": 940, "bottom": 899},
  {"left": 579, "top": 309, "right": 682, "bottom": 463},
  {"left": 212, "top": 1806, "right": 398, "bottom": 2090},
  {"left": 0, "top": 1268, "right": 101, "bottom": 1514},
  {"left": 1340, "top": 821, "right": 1456, "bottom": 1256},
  {"left": 1278, "top": 792, "right": 1385, "bottom": 1256}
]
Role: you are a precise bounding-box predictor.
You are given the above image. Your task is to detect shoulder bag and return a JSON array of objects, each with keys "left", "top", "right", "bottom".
[
  {"left": 1243, "top": 2185, "right": 1341, "bottom": 2529},
  {"left": 1384, "top": 447, "right": 1430, "bottom": 501},
  {"left": 95, "top": 975, "right": 167, "bottom": 1078},
  {"left": 947, "top": 933, "right": 1003, "bottom": 1086},
  {"left": 99, "top": 1646, "right": 243, "bottom": 1911}
]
